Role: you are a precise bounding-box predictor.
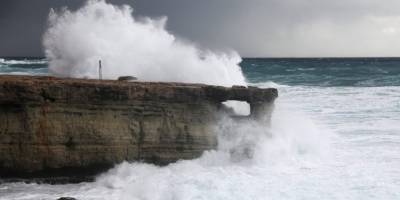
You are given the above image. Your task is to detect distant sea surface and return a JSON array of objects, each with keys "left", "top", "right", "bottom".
[
  {"left": 0, "top": 57, "right": 48, "bottom": 75},
  {"left": 1, "top": 57, "right": 400, "bottom": 199},
  {"left": 2, "top": 57, "right": 400, "bottom": 86}
]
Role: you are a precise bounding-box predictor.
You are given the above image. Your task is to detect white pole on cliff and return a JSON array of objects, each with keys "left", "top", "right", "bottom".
[{"left": 99, "top": 60, "right": 102, "bottom": 80}]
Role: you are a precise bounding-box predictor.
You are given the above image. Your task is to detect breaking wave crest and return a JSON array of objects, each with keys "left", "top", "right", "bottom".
[{"left": 43, "top": 0, "right": 245, "bottom": 86}]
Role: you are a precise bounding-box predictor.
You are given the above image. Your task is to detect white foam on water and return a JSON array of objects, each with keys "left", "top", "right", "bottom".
[
  {"left": 0, "top": 58, "right": 47, "bottom": 65},
  {"left": 251, "top": 81, "right": 289, "bottom": 89}
]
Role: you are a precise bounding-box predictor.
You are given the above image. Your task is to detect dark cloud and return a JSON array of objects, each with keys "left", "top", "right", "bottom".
[
  {"left": 0, "top": 0, "right": 85, "bottom": 57},
  {"left": 1, "top": 0, "right": 400, "bottom": 57}
]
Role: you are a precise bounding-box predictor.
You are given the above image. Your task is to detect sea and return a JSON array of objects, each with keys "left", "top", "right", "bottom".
[{"left": 1, "top": 57, "right": 399, "bottom": 200}]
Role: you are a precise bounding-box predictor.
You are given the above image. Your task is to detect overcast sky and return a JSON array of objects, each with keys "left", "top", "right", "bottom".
[{"left": 1, "top": 0, "right": 400, "bottom": 57}]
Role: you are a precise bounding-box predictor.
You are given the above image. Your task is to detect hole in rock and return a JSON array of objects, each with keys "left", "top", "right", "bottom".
[{"left": 222, "top": 100, "right": 250, "bottom": 116}]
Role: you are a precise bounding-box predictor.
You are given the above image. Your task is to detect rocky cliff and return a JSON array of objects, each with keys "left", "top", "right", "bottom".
[{"left": 0, "top": 75, "right": 277, "bottom": 181}]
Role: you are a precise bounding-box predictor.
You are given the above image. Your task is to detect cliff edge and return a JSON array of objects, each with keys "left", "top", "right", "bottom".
[{"left": 0, "top": 75, "right": 277, "bottom": 181}]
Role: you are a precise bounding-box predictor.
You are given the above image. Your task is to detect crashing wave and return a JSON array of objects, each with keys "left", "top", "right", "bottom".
[{"left": 43, "top": 0, "right": 245, "bottom": 87}]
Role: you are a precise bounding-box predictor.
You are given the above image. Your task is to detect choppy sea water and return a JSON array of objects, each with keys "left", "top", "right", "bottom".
[
  {"left": 1, "top": 57, "right": 400, "bottom": 199},
  {"left": 0, "top": 58, "right": 48, "bottom": 76}
]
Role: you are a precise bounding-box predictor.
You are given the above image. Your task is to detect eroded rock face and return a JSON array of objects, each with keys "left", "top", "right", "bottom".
[{"left": 0, "top": 75, "right": 277, "bottom": 180}]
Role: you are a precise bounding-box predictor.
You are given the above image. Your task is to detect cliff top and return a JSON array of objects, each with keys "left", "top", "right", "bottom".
[{"left": 0, "top": 75, "right": 278, "bottom": 104}]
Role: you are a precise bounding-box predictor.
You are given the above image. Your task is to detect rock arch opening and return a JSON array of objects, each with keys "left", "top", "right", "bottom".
[{"left": 222, "top": 100, "right": 250, "bottom": 116}]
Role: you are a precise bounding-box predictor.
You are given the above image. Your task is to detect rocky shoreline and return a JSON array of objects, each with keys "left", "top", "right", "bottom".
[{"left": 0, "top": 75, "right": 277, "bottom": 183}]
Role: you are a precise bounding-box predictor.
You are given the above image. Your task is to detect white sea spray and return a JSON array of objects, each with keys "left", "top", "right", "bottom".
[{"left": 43, "top": 0, "right": 245, "bottom": 87}]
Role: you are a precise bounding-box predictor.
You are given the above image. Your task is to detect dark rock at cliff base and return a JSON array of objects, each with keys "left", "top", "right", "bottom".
[{"left": 0, "top": 75, "right": 277, "bottom": 182}]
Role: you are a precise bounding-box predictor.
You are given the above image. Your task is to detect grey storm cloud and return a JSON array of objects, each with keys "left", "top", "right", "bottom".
[{"left": 1, "top": 0, "right": 400, "bottom": 57}]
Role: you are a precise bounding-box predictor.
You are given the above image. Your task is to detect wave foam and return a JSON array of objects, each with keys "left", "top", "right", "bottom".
[
  {"left": 43, "top": 0, "right": 245, "bottom": 87},
  {"left": 0, "top": 58, "right": 47, "bottom": 65},
  {"left": 89, "top": 100, "right": 330, "bottom": 200}
]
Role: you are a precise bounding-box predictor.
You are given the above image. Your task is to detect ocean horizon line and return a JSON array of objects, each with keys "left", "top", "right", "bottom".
[{"left": 2, "top": 56, "right": 400, "bottom": 60}]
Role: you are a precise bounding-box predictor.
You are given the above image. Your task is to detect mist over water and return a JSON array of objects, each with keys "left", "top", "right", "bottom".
[
  {"left": 43, "top": 0, "right": 245, "bottom": 87},
  {"left": 90, "top": 105, "right": 330, "bottom": 200}
]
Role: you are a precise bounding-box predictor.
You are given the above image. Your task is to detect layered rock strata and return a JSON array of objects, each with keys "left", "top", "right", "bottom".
[{"left": 0, "top": 75, "right": 277, "bottom": 180}]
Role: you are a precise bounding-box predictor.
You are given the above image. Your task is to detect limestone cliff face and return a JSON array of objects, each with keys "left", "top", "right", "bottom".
[{"left": 0, "top": 76, "right": 277, "bottom": 179}]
